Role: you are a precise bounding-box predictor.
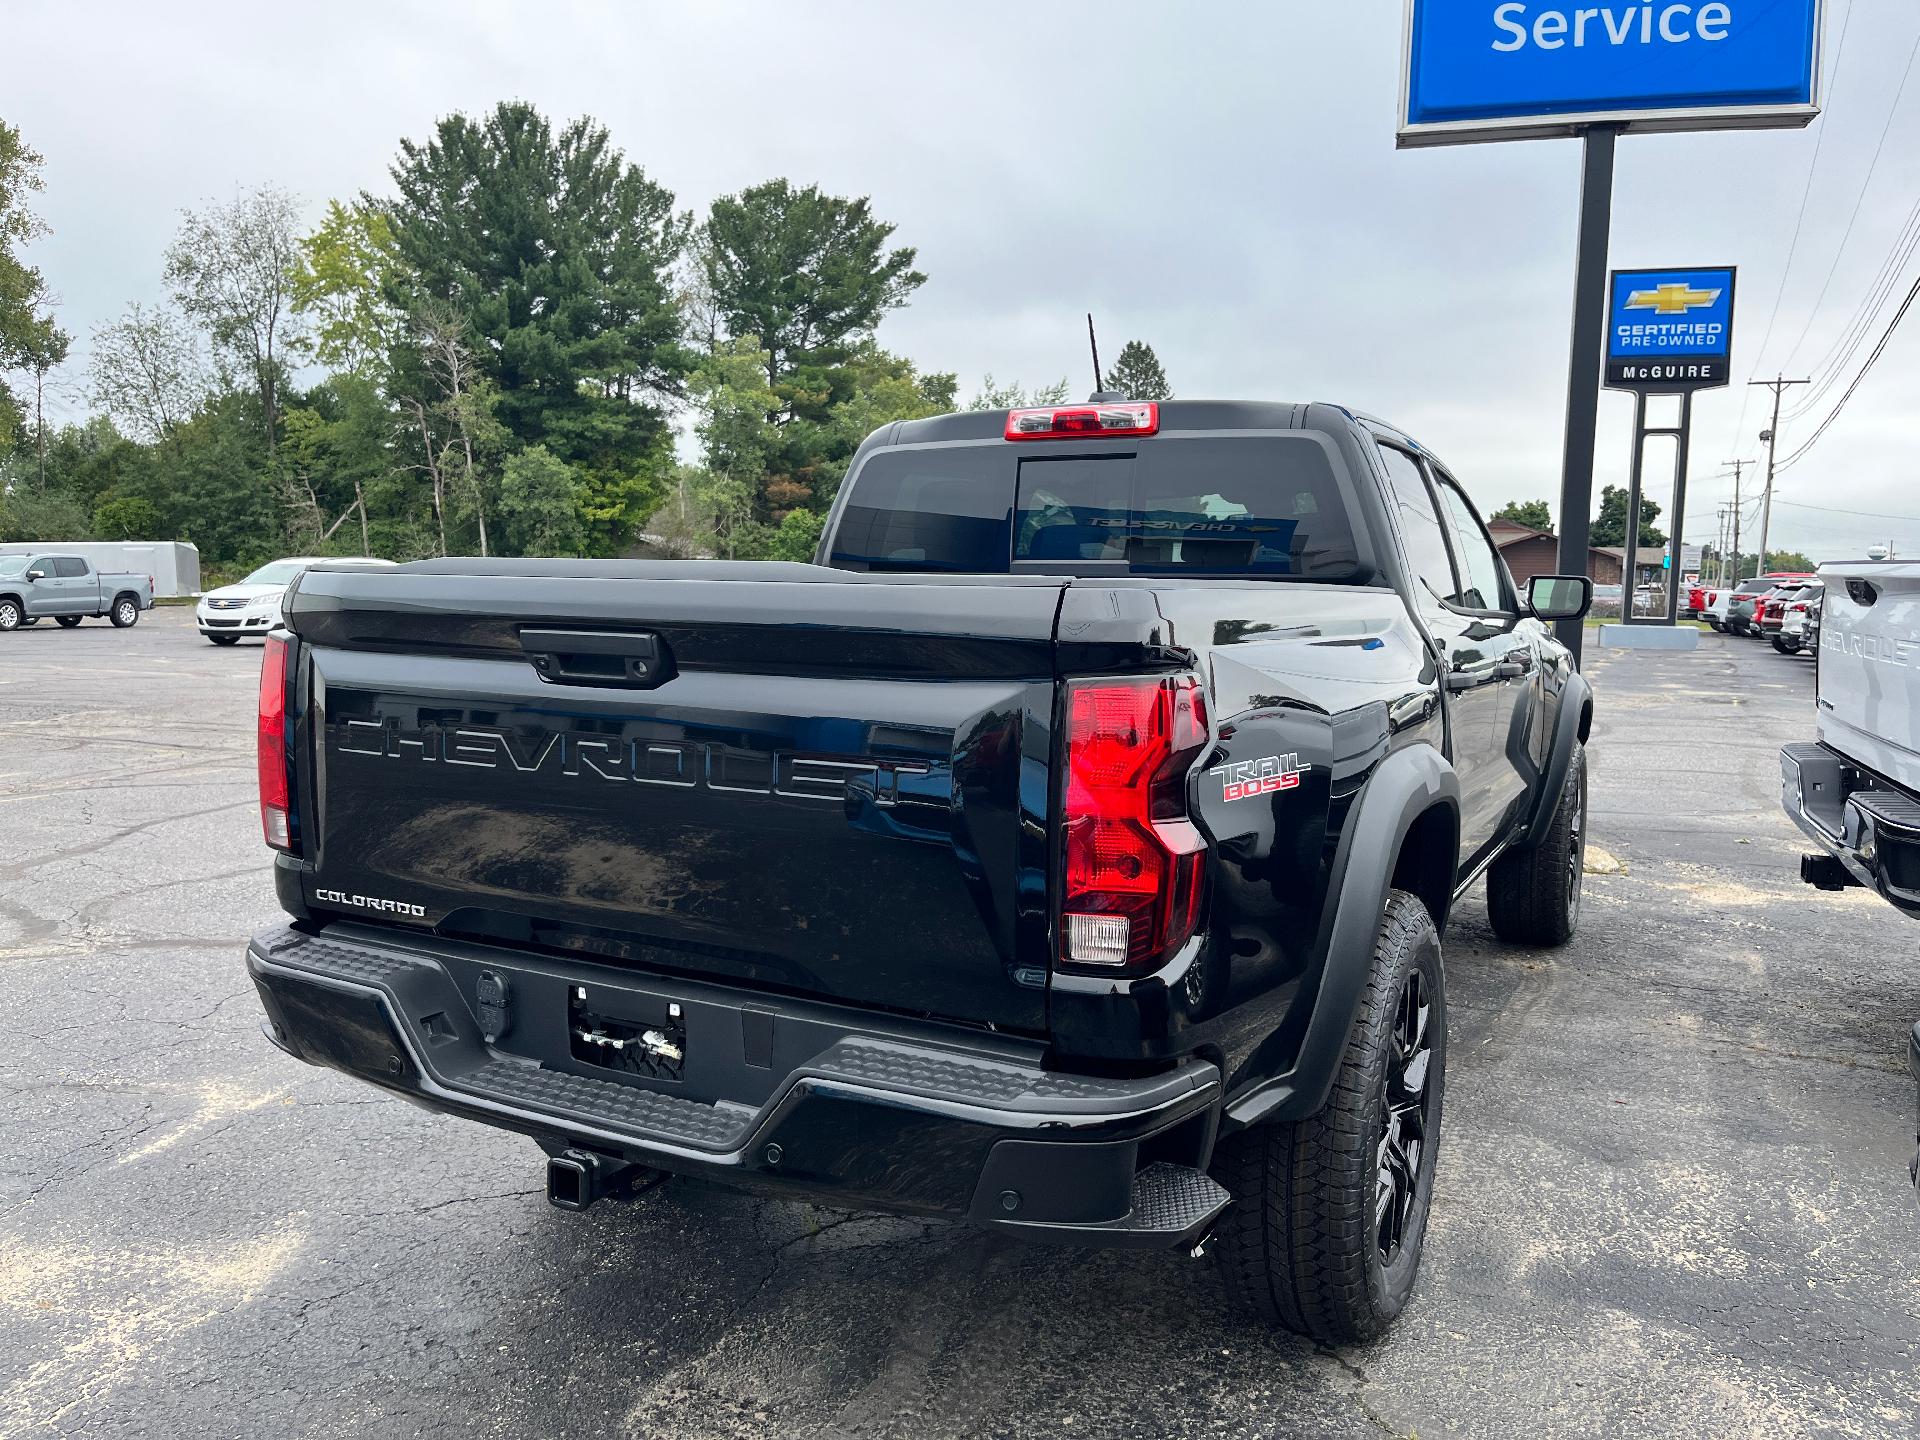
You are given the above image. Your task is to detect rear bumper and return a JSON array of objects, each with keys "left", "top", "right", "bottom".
[
  {"left": 1780, "top": 743, "right": 1920, "bottom": 919},
  {"left": 247, "top": 922, "right": 1229, "bottom": 1247}
]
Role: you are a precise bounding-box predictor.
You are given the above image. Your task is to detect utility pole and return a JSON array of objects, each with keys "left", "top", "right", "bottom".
[
  {"left": 1748, "top": 377, "right": 1808, "bottom": 575},
  {"left": 1722, "top": 459, "right": 1747, "bottom": 582}
]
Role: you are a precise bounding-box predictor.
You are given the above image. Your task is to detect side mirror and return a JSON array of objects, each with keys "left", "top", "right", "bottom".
[
  {"left": 1527, "top": 574, "right": 1593, "bottom": 621},
  {"left": 24, "top": 569, "right": 45, "bottom": 582}
]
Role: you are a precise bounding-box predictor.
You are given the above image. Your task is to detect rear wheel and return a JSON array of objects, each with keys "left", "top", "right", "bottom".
[
  {"left": 1486, "top": 745, "right": 1586, "bottom": 947},
  {"left": 55, "top": 615, "right": 82, "bottom": 628},
  {"left": 1212, "top": 890, "right": 1445, "bottom": 1344},
  {"left": 110, "top": 596, "right": 140, "bottom": 628}
]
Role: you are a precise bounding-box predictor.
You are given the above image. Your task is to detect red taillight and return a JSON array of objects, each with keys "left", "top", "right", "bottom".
[
  {"left": 1006, "top": 402, "right": 1158, "bottom": 441},
  {"left": 258, "top": 633, "right": 294, "bottom": 852},
  {"left": 1060, "top": 675, "right": 1209, "bottom": 971}
]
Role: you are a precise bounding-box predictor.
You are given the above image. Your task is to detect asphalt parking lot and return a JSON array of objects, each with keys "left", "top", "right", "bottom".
[{"left": 2, "top": 606, "right": 1916, "bottom": 1439}]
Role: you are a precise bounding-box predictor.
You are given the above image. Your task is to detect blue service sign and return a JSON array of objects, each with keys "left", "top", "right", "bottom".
[
  {"left": 1400, "top": 1, "right": 1823, "bottom": 146},
  {"left": 1605, "top": 266, "right": 1736, "bottom": 391}
]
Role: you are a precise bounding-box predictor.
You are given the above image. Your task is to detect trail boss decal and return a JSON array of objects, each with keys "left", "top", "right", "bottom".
[{"left": 1211, "top": 754, "right": 1310, "bottom": 802}]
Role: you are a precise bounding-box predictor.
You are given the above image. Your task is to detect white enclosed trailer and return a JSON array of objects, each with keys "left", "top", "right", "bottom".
[{"left": 0, "top": 541, "right": 201, "bottom": 597}]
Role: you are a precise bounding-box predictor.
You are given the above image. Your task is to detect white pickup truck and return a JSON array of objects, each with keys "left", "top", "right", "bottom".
[
  {"left": 0, "top": 552, "right": 155, "bottom": 632},
  {"left": 1778, "top": 558, "right": 1920, "bottom": 1192}
]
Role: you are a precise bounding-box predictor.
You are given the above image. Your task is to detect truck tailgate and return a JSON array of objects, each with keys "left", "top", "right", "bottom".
[
  {"left": 285, "top": 565, "right": 1065, "bottom": 1033},
  {"left": 1819, "top": 563, "right": 1920, "bottom": 794}
]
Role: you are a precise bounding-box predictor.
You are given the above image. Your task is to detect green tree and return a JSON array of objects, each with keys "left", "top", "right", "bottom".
[
  {"left": 0, "top": 120, "right": 53, "bottom": 450},
  {"left": 701, "top": 179, "right": 925, "bottom": 403},
  {"left": 689, "top": 336, "right": 782, "bottom": 490},
  {"left": 93, "top": 494, "right": 162, "bottom": 539},
  {"left": 164, "top": 185, "right": 306, "bottom": 448},
  {"left": 281, "top": 374, "right": 397, "bottom": 555},
  {"left": 8, "top": 277, "right": 71, "bottom": 488},
  {"left": 1766, "top": 549, "right": 1815, "bottom": 573},
  {"left": 763, "top": 506, "right": 825, "bottom": 561},
  {"left": 30, "top": 417, "right": 143, "bottom": 513},
  {"left": 809, "top": 344, "right": 955, "bottom": 501},
  {"left": 118, "top": 389, "right": 278, "bottom": 565},
  {"left": 1491, "top": 499, "right": 1553, "bottom": 531},
  {"left": 384, "top": 102, "right": 691, "bottom": 550},
  {"left": 290, "top": 199, "right": 408, "bottom": 378},
  {"left": 1590, "top": 485, "right": 1664, "bottom": 548},
  {"left": 968, "top": 375, "right": 1070, "bottom": 410},
  {"left": 87, "top": 302, "right": 208, "bottom": 447},
  {"left": 1102, "top": 339, "right": 1172, "bottom": 400},
  {"left": 496, "top": 444, "right": 587, "bottom": 557},
  {"left": 0, "top": 485, "right": 91, "bottom": 543}
]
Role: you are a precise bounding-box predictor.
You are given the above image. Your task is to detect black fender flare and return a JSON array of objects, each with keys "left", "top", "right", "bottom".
[
  {"left": 1226, "top": 742, "right": 1460, "bottom": 1128},
  {"left": 1511, "top": 670, "right": 1591, "bottom": 851}
]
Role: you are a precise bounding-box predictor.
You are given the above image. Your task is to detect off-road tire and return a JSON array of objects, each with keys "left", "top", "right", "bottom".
[
  {"left": 206, "top": 633, "right": 241, "bottom": 646},
  {"left": 1486, "top": 744, "right": 1586, "bottom": 946},
  {"left": 55, "top": 615, "right": 82, "bottom": 628},
  {"left": 0, "top": 599, "right": 20, "bottom": 632},
  {"left": 1212, "top": 889, "right": 1446, "bottom": 1344},
  {"left": 110, "top": 596, "right": 140, "bottom": 628}
]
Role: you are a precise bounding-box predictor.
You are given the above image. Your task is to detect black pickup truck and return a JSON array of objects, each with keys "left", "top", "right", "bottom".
[{"left": 247, "top": 399, "right": 1593, "bottom": 1342}]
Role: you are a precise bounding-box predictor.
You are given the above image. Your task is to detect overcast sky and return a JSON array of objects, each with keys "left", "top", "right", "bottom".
[{"left": 10, "top": 0, "right": 1918, "bottom": 561}]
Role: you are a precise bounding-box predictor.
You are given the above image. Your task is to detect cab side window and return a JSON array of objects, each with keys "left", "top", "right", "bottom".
[
  {"left": 1429, "top": 473, "right": 1510, "bottom": 613},
  {"left": 1377, "top": 444, "right": 1458, "bottom": 609},
  {"left": 54, "top": 557, "right": 88, "bottom": 578}
]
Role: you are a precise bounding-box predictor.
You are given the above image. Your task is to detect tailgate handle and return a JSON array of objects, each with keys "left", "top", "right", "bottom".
[{"left": 519, "top": 629, "right": 671, "bottom": 689}]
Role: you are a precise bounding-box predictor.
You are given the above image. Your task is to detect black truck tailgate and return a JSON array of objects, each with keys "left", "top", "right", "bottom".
[{"left": 284, "top": 564, "right": 1066, "bottom": 1034}]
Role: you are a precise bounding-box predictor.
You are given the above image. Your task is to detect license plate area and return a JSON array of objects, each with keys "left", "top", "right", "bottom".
[{"left": 568, "top": 985, "right": 686, "bottom": 1082}]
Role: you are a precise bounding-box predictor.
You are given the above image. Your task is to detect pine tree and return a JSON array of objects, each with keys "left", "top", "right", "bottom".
[{"left": 1102, "top": 340, "right": 1172, "bottom": 401}]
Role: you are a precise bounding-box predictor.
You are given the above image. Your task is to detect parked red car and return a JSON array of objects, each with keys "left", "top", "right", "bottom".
[{"left": 1758, "top": 582, "right": 1817, "bottom": 634}]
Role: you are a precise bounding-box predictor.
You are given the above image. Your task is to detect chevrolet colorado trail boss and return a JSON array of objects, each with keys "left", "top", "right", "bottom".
[{"left": 246, "top": 399, "right": 1594, "bottom": 1342}]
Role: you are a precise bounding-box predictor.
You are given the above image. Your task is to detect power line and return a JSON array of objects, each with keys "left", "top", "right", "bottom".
[
  {"left": 1729, "top": 0, "right": 1857, "bottom": 456},
  {"left": 1781, "top": 18, "right": 1920, "bottom": 372},
  {"left": 1780, "top": 208, "right": 1920, "bottom": 423},
  {"left": 1773, "top": 497, "right": 1920, "bottom": 523},
  {"left": 1775, "top": 269, "right": 1920, "bottom": 471}
]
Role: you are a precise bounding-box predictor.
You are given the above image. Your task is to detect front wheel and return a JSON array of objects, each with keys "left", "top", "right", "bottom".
[
  {"left": 1486, "top": 744, "right": 1586, "bottom": 947},
  {"left": 0, "top": 599, "right": 20, "bottom": 632},
  {"left": 55, "top": 615, "right": 83, "bottom": 628},
  {"left": 1212, "top": 890, "right": 1446, "bottom": 1344},
  {"left": 110, "top": 597, "right": 140, "bottom": 628},
  {"left": 1771, "top": 636, "right": 1795, "bottom": 654}
]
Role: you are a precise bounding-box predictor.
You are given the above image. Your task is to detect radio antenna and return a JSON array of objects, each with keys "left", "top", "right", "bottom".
[{"left": 1087, "top": 313, "right": 1103, "bottom": 395}]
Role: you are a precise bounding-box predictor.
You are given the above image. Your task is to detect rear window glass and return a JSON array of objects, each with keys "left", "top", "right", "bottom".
[
  {"left": 1015, "top": 438, "right": 1355, "bottom": 577},
  {"left": 828, "top": 450, "right": 1013, "bottom": 572},
  {"left": 830, "top": 435, "right": 1358, "bottom": 578}
]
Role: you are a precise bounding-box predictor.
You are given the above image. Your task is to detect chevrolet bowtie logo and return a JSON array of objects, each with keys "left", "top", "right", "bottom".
[{"left": 1625, "top": 282, "right": 1722, "bottom": 316}]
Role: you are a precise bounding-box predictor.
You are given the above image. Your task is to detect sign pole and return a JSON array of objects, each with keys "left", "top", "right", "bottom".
[
  {"left": 1621, "top": 390, "right": 1648, "bottom": 624},
  {"left": 1553, "top": 124, "right": 1619, "bottom": 662},
  {"left": 1618, "top": 392, "right": 1699, "bottom": 626},
  {"left": 1666, "top": 391, "right": 1693, "bottom": 622}
]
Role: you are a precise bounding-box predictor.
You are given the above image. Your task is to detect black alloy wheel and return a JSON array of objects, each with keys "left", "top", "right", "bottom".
[{"left": 1376, "top": 968, "right": 1434, "bottom": 1265}]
